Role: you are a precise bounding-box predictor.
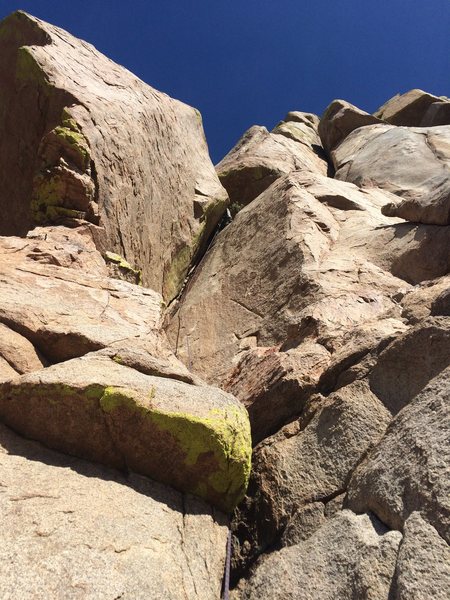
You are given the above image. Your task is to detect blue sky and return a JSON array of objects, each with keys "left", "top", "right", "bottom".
[{"left": 2, "top": 1, "right": 450, "bottom": 162}]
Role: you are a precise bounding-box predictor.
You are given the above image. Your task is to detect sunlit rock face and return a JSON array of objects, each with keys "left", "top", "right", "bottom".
[{"left": 0, "top": 10, "right": 449, "bottom": 600}]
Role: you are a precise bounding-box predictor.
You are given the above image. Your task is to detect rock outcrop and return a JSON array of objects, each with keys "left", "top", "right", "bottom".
[
  {"left": 166, "top": 85, "right": 450, "bottom": 597},
  {"left": 0, "top": 10, "right": 227, "bottom": 301},
  {"left": 0, "top": 9, "right": 449, "bottom": 600}
]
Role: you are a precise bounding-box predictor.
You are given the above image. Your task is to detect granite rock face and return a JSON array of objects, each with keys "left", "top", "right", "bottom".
[
  {"left": 0, "top": 10, "right": 449, "bottom": 600},
  {"left": 332, "top": 123, "right": 450, "bottom": 225},
  {"left": 0, "top": 10, "right": 227, "bottom": 301},
  {"left": 167, "top": 90, "right": 450, "bottom": 597}
]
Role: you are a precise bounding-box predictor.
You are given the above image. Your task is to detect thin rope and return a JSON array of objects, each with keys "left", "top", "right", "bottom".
[{"left": 222, "top": 529, "right": 232, "bottom": 600}]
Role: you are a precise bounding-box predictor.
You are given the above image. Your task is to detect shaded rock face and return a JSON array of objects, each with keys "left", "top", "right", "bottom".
[
  {"left": 0, "top": 11, "right": 449, "bottom": 600},
  {"left": 0, "top": 10, "right": 227, "bottom": 301},
  {"left": 373, "top": 88, "right": 450, "bottom": 127},
  {"left": 0, "top": 423, "right": 228, "bottom": 600}
]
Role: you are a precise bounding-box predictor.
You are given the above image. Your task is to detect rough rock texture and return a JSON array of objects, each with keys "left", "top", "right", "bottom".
[
  {"left": 232, "top": 511, "right": 402, "bottom": 600},
  {"left": 333, "top": 123, "right": 450, "bottom": 225},
  {"left": 373, "top": 88, "right": 446, "bottom": 126},
  {"left": 0, "top": 353, "right": 251, "bottom": 513},
  {"left": 232, "top": 381, "right": 391, "bottom": 573},
  {"left": 0, "top": 422, "right": 228, "bottom": 600},
  {"left": 0, "top": 12, "right": 449, "bottom": 598},
  {"left": 347, "top": 367, "right": 450, "bottom": 542},
  {"left": 390, "top": 512, "right": 450, "bottom": 600},
  {"left": 0, "top": 10, "right": 228, "bottom": 300},
  {"left": 216, "top": 116, "right": 327, "bottom": 209},
  {"left": 167, "top": 169, "right": 450, "bottom": 386},
  {"left": 319, "top": 99, "right": 383, "bottom": 153}
]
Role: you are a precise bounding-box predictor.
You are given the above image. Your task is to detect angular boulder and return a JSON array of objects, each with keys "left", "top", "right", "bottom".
[
  {"left": 232, "top": 381, "right": 391, "bottom": 570},
  {"left": 232, "top": 510, "right": 401, "bottom": 600},
  {"left": 216, "top": 114, "right": 327, "bottom": 210},
  {"left": 319, "top": 99, "right": 382, "bottom": 153},
  {"left": 0, "top": 353, "right": 251, "bottom": 513},
  {"left": 390, "top": 512, "right": 450, "bottom": 600},
  {"left": 420, "top": 99, "right": 450, "bottom": 126},
  {"left": 374, "top": 89, "right": 445, "bottom": 126},
  {"left": 333, "top": 123, "right": 450, "bottom": 225},
  {"left": 0, "top": 10, "right": 227, "bottom": 300},
  {"left": 347, "top": 367, "right": 450, "bottom": 542}
]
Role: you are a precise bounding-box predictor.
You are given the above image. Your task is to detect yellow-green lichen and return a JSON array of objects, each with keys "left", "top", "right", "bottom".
[
  {"left": 30, "top": 174, "right": 64, "bottom": 223},
  {"left": 52, "top": 125, "right": 91, "bottom": 169},
  {"left": 104, "top": 251, "right": 142, "bottom": 285},
  {"left": 98, "top": 386, "right": 252, "bottom": 512}
]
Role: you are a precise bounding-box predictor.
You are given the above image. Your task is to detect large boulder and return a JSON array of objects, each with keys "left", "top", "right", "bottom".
[
  {"left": 373, "top": 89, "right": 445, "bottom": 126},
  {"left": 333, "top": 123, "right": 450, "bottom": 225},
  {"left": 319, "top": 99, "right": 382, "bottom": 153},
  {"left": 347, "top": 367, "right": 450, "bottom": 543},
  {"left": 0, "top": 353, "right": 251, "bottom": 513},
  {"left": 390, "top": 512, "right": 450, "bottom": 600},
  {"left": 232, "top": 381, "right": 391, "bottom": 571},
  {"left": 420, "top": 99, "right": 450, "bottom": 126},
  {"left": 167, "top": 169, "right": 450, "bottom": 389},
  {"left": 0, "top": 422, "right": 228, "bottom": 599},
  {"left": 0, "top": 11, "right": 227, "bottom": 300},
  {"left": 216, "top": 113, "right": 327, "bottom": 210},
  {"left": 232, "top": 510, "right": 401, "bottom": 600}
]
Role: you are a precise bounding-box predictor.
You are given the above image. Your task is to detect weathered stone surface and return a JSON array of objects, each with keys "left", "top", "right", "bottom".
[
  {"left": 0, "top": 322, "right": 46, "bottom": 377},
  {"left": 223, "top": 342, "right": 330, "bottom": 444},
  {"left": 367, "top": 317, "right": 450, "bottom": 414},
  {"left": 167, "top": 172, "right": 413, "bottom": 386},
  {"left": 232, "top": 510, "right": 402, "bottom": 600},
  {"left": 399, "top": 276, "right": 450, "bottom": 324},
  {"left": 216, "top": 116, "right": 327, "bottom": 209},
  {"left": 373, "top": 88, "right": 444, "bottom": 126},
  {"left": 0, "top": 232, "right": 165, "bottom": 364},
  {"left": 0, "top": 10, "right": 227, "bottom": 300},
  {"left": 333, "top": 124, "right": 450, "bottom": 225},
  {"left": 347, "top": 367, "right": 450, "bottom": 543},
  {"left": 319, "top": 99, "right": 382, "bottom": 153},
  {"left": 0, "top": 353, "right": 251, "bottom": 513},
  {"left": 421, "top": 99, "right": 450, "bottom": 126},
  {"left": 391, "top": 512, "right": 450, "bottom": 600},
  {"left": 0, "top": 422, "right": 228, "bottom": 599},
  {"left": 232, "top": 380, "right": 391, "bottom": 571}
]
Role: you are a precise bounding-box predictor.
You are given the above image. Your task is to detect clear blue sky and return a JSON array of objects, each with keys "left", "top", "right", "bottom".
[{"left": 2, "top": 1, "right": 450, "bottom": 163}]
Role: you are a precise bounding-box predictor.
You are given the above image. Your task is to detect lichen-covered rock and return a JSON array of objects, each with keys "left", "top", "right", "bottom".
[
  {"left": 0, "top": 422, "right": 228, "bottom": 599},
  {"left": 0, "top": 10, "right": 227, "bottom": 300},
  {"left": 0, "top": 353, "right": 251, "bottom": 513}
]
